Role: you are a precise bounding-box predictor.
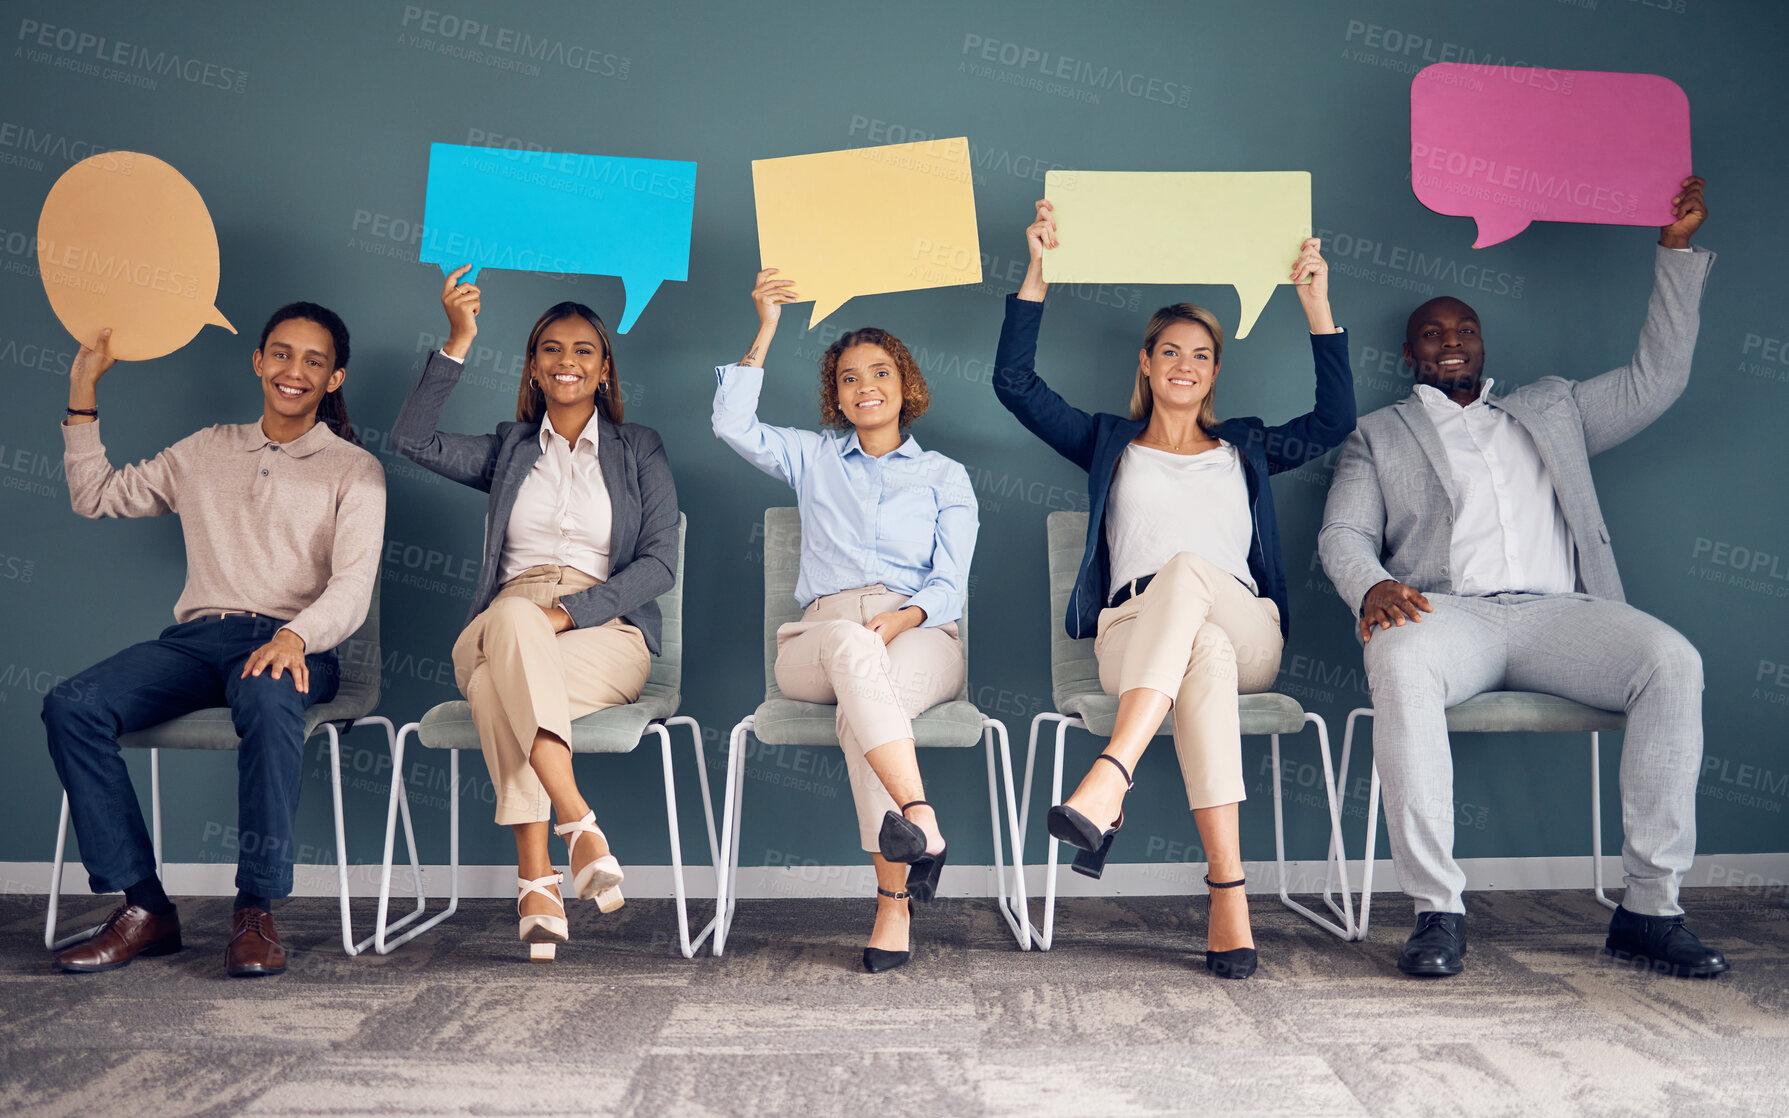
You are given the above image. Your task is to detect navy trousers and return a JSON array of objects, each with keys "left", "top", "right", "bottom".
[{"left": 42, "top": 615, "right": 339, "bottom": 898}]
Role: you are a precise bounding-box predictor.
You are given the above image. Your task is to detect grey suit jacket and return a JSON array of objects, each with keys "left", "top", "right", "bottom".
[
  {"left": 392, "top": 351, "right": 679, "bottom": 654},
  {"left": 1319, "top": 245, "right": 1713, "bottom": 616}
]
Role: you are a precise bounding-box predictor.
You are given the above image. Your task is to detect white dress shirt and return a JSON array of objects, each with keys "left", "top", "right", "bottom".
[
  {"left": 1105, "top": 441, "right": 1257, "bottom": 596},
  {"left": 1414, "top": 379, "right": 1576, "bottom": 596},
  {"left": 499, "top": 419, "right": 614, "bottom": 583}
]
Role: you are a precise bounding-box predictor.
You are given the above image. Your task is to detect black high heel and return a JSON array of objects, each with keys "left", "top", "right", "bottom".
[
  {"left": 862, "top": 886, "right": 911, "bottom": 974},
  {"left": 1202, "top": 875, "right": 1257, "bottom": 980},
  {"left": 1046, "top": 754, "right": 1133, "bottom": 878},
  {"left": 878, "top": 800, "right": 948, "bottom": 902}
]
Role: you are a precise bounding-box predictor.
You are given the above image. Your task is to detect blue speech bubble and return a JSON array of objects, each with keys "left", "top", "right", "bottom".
[{"left": 420, "top": 143, "right": 696, "bottom": 333}]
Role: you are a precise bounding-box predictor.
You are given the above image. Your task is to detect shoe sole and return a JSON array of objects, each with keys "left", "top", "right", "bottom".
[
  {"left": 55, "top": 938, "right": 181, "bottom": 974},
  {"left": 227, "top": 962, "right": 286, "bottom": 978},
  {"left": 1397, "top": 963, "right": 1463, "bottom": 977},
  {"left": 572, "top": 857, "right": 625, "bottom": 900},
  {"left": 1044, "top": 806, "right": 1102, "bottom": 852},
  {"left": 1602, "top": 944, "right": 1730, "bottom": 979}
]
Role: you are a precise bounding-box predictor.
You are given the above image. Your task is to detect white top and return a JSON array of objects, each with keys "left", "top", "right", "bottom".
[
  {"left": 1415, "top": 378, "right": 1577, "bottom": 596},
  {"left": 499, "top": 419, "right": 614, "bottom": 583},
  {"left": 1106, "top": 441, "right": 1256, "bottom": 597}
]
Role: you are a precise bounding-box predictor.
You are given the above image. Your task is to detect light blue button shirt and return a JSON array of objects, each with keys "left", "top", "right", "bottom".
[{"left": 712, "top": 363, "right": 978, "bottom": 625}]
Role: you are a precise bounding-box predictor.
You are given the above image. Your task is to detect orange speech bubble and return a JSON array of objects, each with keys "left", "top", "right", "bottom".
[{"left": 36, "top": 152, "right": 235, "bottom": 360}]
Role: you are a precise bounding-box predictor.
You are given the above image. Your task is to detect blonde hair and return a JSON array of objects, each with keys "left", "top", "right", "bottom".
[{"left": 1131, "top": 303, "right": 1225, "bottom": 432}]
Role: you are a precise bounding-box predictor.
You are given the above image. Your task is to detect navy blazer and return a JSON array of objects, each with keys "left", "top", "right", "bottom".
[
  {"left": 392, "top": 351, "right": 680, "bottom": 655},
  {"left": 992, "top": 294, "right": 1355, "bottom": 641}
]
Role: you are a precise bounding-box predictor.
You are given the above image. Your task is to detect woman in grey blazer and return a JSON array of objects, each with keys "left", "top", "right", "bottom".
[{"left": 394, "top": 267, "right": 680, "bottom": 961}]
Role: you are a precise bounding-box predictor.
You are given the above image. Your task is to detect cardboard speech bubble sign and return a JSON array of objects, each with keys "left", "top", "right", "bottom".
[
  {"left": 752, "top": 138, "right": 983, "bottom": 330},
  {"left": 1040, "top": 170, "right": 1311, "bottom": 339},
  {"left": 1410, "top": 64, "right": 1691, "bottom": 249},
  {"left": 36, "top": 152, "right": 236, "bottom": 361},
  {"left": 420, "top": 144, "right": 696, "bottom": 334}
]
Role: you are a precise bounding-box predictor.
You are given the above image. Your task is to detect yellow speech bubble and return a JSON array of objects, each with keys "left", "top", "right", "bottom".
[
  {"left": 752, "top": 138, "right": 982, "bottom": 330},
  {"left": 1041, "top": 171, "right": 1311, "bottom": 339},
  {"left": 36, "top": 152, "right": 235, "bottom": 361}
]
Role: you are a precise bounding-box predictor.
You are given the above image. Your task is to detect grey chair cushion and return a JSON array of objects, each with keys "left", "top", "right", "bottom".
[
  {"left": 1443, "top": 691, "right": 1626, "bottom": 734},
  {"left": 411, "top": 515, "right": 689, "bottom": 756},
  {"left": 1044, "top": 510, "right": 1309, "bottom": 738},
  {"left": 116, "top": 579, "right": 386, "bottom": 752},
  {"left": 751, "top": 698, "right": 987, "bottom": 749},
  {"left": 1061, "top": 691, "right": 1309, "bottom": 738}
]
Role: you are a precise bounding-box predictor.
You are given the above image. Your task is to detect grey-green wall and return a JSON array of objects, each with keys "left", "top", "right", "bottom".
[{"left": 3, "top": 0, "right": 1785, "bottom": 884}]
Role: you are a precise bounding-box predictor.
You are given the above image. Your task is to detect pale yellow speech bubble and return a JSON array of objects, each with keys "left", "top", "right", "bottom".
[
  {"left": 37, "top": 152, "right": 235, "bottom": 361},
  {"left": 753, "top": 138, "right": 982, "bottom": 330},
  {"left": 1041, "top": 171, "right": 1312, "bottom": 339}
]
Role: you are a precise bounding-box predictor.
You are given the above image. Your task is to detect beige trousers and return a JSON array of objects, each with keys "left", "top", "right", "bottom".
[
  {"left": 773, "top": 585, "right": 966, "bottom": 852},
  {"left": 452, "top": 565, "right": 652, "bottom": 825},
  {"left": 1094, "top": 551, "right": 1283, "bottom": 810}
]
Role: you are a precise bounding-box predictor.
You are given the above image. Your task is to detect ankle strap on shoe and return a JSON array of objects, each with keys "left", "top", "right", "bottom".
[
  {"left": 899, "top": 800, "right": 931, "bottom": 814},
  {"left": 1095, "top": 753, "right": 1135, "bottom": 788},
  {"left": 1204, "top": 875, "right": 1246, "bottom": 889},
  {"left": 877, "top": 887, "right": 910, "bottom": 900}
]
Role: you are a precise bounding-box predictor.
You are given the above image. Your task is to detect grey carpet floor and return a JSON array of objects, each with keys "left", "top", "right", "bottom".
[{"left": 1, "top": 888, "right": 1784, "bottom": 1117}]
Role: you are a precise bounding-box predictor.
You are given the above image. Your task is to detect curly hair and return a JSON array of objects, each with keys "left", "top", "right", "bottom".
[{"left": 816, "top": 327, "right": 930, "bottom": 430}]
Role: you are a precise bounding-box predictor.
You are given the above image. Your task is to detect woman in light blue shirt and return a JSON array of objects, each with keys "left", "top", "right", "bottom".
[{"left": 713, "top": 269, "right": 978, "bottom": 974}]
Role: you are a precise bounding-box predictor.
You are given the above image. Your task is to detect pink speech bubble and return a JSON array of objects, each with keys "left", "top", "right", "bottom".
[{"left": 1410, "top": 64, "right": 1691, "bottom": 249}]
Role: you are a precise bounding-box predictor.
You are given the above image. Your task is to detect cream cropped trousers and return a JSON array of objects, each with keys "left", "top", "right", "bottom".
[
  {"left": 452, "top": 565, "right": 652, "bottom": 826},
  {"left": 773, "top": 585, "right": 966, "bottom": 852},
  {"left": 1094, "top": 551, "right": 1283, "bottom": 810}
]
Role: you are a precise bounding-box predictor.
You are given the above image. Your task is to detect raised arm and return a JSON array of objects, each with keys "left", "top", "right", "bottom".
[
  {"left": 1262, "top": 238, "right": 1355, "bottom": 473},
  {"left": 1571, "top": 177, "right": 1713, "bottom": 456},
  {"left": 61, "top": 331, "right": 186, "bottom": 519},
  {"left": 993, "top": 200, "right": 1100, "bottom": 470},
  {"left": 391, "top": 265, "right": 503, "bottom": 490},
  {"left": 556, "top": 428, "right": 679, "bottom": 630},
  {"left": 711, "top": 268, "right": 820, "bottom": 486}
]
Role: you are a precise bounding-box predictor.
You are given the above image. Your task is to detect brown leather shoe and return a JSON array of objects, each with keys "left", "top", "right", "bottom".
[
  {"left": 54, "top": 902, "right": 182, "bottom": 973},
  {"left": 226, "top": 907, "right": 287, "bottom": 977}
]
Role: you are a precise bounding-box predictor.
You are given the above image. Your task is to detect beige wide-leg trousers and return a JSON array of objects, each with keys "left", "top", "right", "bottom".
[
  {"left": 452, "top": 565, "right": 652, "bottom": 825},
  {"left": 1094, "top": 552, "right": 1283, "bottom": 809},
  {"left": 773, "top": 585, "right": 966, "bottom": 852}
]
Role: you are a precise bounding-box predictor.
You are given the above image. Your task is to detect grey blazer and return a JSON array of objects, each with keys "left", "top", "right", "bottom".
[
  {"left": 393, "top": 351, "right": 680, "bottom": 654},
  {"left": 1319, "top": 245, "right": 1713, "bottom": 616}
]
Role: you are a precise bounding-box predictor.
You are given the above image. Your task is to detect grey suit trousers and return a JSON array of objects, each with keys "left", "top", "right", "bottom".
[{"left": 1362, "top": 592, "right": 1702, "bottom": 917}]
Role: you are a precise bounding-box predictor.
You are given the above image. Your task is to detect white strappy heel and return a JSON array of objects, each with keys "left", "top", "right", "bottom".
[
  {"left": 517, "top": 872, "right": 568, "bottom": 962},
  {"left": 554, "top": 810, "right": 625, "bottom": 909}
]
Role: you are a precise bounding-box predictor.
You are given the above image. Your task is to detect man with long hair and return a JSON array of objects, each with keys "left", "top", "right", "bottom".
[{"left": 42, "top": 303, "right": 384, "bottom": 978}]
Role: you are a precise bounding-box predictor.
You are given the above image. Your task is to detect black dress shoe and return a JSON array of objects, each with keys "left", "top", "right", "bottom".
[
  {"left": 1604, "top": 905, "right": 1730, "bottom": 979},
  {"left": 1202, "top": 875, "right": 1256, "bottom": 979},
  {"left": 1398, "top": 911, "right": 1466, "bottom": 977},
  {"left": 877, "top": 800, "right": 948, "bottom": 902}
]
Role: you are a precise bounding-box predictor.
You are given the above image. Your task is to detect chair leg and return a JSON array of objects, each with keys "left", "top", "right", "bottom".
[
  {"left": 44, "top": 793, "right": 102, "bottom": 951},
  {"left": 713, "top": 716, "right": 751, "bottom": 956},
  {"left": 1270, "top": 718, "right": 1355, "bottom": 940},
  {"left": 1590, "top": 731, "right": 1617, "bottom": 912},
  {"left": 983, "top": 718, "right": 1030, "bottom": 950},
  {"left": 1336, "top": 708, "right": 1374, "bottom": 940},
  {"left": 654, "top": 717, "right": 721, "bottom": 958},
  {"left": 1360, "top": 758, "right": 1383, "bottom": 941},
  {"left": 326, "top": 725, "right": 361, "bottom": 955},
  {"left": 375, "top": 726, "right": 461, "bottom": 954},
  {"left": 150, "top": 748, "right": 163, "bottom": 876},
  {"left": 1038, "top": 714, "right": 1076, "bottom": 952}
]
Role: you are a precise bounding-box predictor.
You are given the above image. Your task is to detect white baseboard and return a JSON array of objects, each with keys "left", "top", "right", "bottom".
[{"left": 6, "top": 852, "right": 1786, "bottom": 901}]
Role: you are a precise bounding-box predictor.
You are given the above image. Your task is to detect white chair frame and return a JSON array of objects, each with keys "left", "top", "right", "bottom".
[
  {"left": 1338, "top": 705, "right": 1621, "bottom": 941},
  {"left": 1015, "top": 708, "right": 1355, "bottom": 951},
  {"left": 712, "top": 713, "right": 1032, "bottom": 955},
  {"left": 46, "top": 716, "right": 426, "bottom": 957},
  {"left": 372, "top": 714, "right": 722, "bottom": 958}
]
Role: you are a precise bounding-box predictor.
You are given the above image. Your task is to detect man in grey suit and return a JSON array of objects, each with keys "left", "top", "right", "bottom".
[{"left": 1320, "top": 178, "right": 1728, "bottom": 979}]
